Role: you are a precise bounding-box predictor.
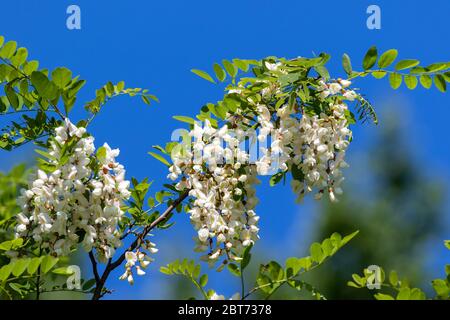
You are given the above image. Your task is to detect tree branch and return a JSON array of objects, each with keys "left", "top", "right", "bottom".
[
  {"left": 88, "top": 251, "right": 101, "bottom": 284},
  {"left": 91, "top": 190, "right": 189, "bottom": 300}
]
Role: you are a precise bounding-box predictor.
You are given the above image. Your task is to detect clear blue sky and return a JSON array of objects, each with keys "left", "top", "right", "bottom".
[{"left": 0, "top": 0, "right": 449, "bottom": 299}]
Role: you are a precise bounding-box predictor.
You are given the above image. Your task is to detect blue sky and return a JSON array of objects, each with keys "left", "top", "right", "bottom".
[{"left": 0, "top": 0, "right": 449, "bottom": 299}]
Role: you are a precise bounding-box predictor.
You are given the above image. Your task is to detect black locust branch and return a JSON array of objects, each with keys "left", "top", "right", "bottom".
[{"left": 90, "top": 190, "right": 189, "bottom": 300}]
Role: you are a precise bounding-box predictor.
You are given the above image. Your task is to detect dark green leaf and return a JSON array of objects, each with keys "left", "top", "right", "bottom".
[{"left": 363, "top": 46, "right": 378, "bottom": 70}]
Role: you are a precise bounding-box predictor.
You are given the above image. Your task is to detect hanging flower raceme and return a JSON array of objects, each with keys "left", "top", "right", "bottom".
[
  {"left": 119, "top": 240, "right": 158, "bottom": 285},
  {"left": 15, "top": 119, "right": 131, "bottom": 263},
  {"left": 168, "top": 119, "right": 261, "bottom": 266},
  {"left": 165, "top": 65, "right": 359, "bottom": 262},
  {"left": 253, "top": 78, "right": 355, "bottom": 203}
]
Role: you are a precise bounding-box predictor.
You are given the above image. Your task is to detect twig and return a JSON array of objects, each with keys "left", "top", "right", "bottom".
[
  {"left": 91, "top": 190, "right": 189, "bottom": 300},
  {"left": 88, "top": 251, "right": 101, "bottom": 284}
]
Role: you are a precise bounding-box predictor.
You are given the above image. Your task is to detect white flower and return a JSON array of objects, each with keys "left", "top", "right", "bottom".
[
  {"left": 125, "top": 251, "right": 137, "bottom": 267},
  {"left": 339, "top": 79, "right": 352, "bottom": 88},
  {"left": 198, "top": 228, "right": 210, "bottom": 242},
  {"left": 16, "top": 119, "right": 131, "bottom": 264},
  {"left": 328, "top": 83, "right": 342, "bottom": 94},
  {"left": 210, "top": 292, "right": 225, "bottom": 300},
  {"left": 127, "top": 274, "right": 134, "bottom": 285},
  {"left": 265, "top": 61, "right": 281, "bottom": 71},
  {"left": 136, "top": 266, "right": 146, "bottom": 276},
  {"left": 343, "top": 90, "right": 358, "bottom": 101}
]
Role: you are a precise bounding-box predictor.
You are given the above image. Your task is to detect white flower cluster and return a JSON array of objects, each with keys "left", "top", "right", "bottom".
[
  {"left": 167, "top": 77, "right": 356, "bottom": 261},
  {"left": 119, "top": 241, "right": 158, "bottom": 285},
  {"left": 168, "top": 120, "right": 261, "bottom": 265},
  {"left": 290, "top": 102, "right": 351, "bottom": 202},
  {"left": 255, "top": 79, "right": 355, "bottom": 202},
  {"left": 16, "top": 119, "right": 130, "bottom": 262}
]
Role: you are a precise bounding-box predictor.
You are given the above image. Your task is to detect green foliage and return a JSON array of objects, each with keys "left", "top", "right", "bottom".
[
  {"left": 0, "top": 35, "right": 448, "bottom": 301},
  {"left": 0, "top": 165, "right": 29, "bottom": 236},
  {"left": 84, "top": 81, "right": 157, "bottom": 114},
  {"left": 191, "top": 69, "right": 216, "bottom": 84},
  {"left": 348, "top": 241, "right": 450, "bottom": 300},
  {"left": 148, "top": 151, "right": 171, "bottom": 167},
  {"left": 160, "top": 259, "right": 210, "bottom": 299},
  {"left": 0, "top": 36, "right": 85, "bottom": 150},
  {"left": 363, "top": 46, "right": 378, "bottom": 70},
  {"left": 344, "top": 46, "right": 449, "bottom": 92},
  {"left": 249, "top": 231, "right": 359, "bottom": 299}
]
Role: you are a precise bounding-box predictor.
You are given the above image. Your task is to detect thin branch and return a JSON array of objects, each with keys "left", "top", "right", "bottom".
[
  {"left": 91, "top": 190, "right": 189, "bottom": 300},
  {"left": 88, "top": 251, "right": 101, "bottom": 284}
]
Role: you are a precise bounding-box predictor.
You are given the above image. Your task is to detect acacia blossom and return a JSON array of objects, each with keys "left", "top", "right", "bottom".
[
  {"left": 16, "top": 119, "right": 131, "bottom": 263},
  {"left": 168, "top": 120, "right": 261, "bottom": 266},
  {"left": 167, "top": 78, "right": 356, "bottom": 262},
  {"left": 119, "top": 240, "right": 158, "bottom": 285}
]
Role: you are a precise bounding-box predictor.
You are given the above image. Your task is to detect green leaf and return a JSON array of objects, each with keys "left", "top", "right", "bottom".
[
  {"left": 404, "top": 75, "right": 418, "bottom": 90},
  {"left": 342, "top": 53, "right": 352, "bottom": 75},
  {"left": 30, "top": 71, "right": 59, "bottom": 100},
  {"left": 372, "top": 71, "right": 387, "bottom": 79},
  {"left": 0, "top": 263, "right": 14, "bottom": 281},
  {"left": 389, "top": 270, "right": 399, "bottom": 286},
  {"left": 395, "top": 59, "right": 420, "bottom": 71},
  {"left": 51, "top": 67, "right": 72, "bottom": 89},
  {"left": 315, "top": 66, "right": 330, "bottom": 80},
  {"left": 432, "top": 279, "right": 449, "bottom": 297},
  {"left": 213, "top": 63, "right": 226, "bottom": 82},
  {"left": 141, "top": 95, "right": 151, "bottom": 105},
  {"left": 321, "top": 238, "right": 334, "bottom": 256},
  {"left": 266, "top": 261, "right": 284, "bottom": 281},
  {"left": 375, "top": 293, "right": 395, "bottom": 300},
  {"left": 222, "top": 60, "right": 237, "bottom": 78},
  {"left": 378, "top": 49, "right": 398, "bottom": 68},
  {"left": 199, "top": 274, "right": 208, "bottom": 287},
  {"left": 0, "top": 238, "right": 23, "bottom": 251},
  {"left": 0, "top": 41, "right": 17, "bottom": 59},
  {"left": 27, "top": 257, "right": 43, "bottom": 275},
  {"left": 233, "top": 59, "right": 249, "bottom": 72},
  {"left": 191, "top": 69, "right": 216, "bottom": 84},
  {"left": 52, "top": 266, "right": 75, "bottom": 275},
  {"left": 363, "top": 46, "right": 378, "bottom": 70},
  {"left": 96, "top": 146, "right": 107, "bottom": 160},
  {"left": 419, "top": 75, "right": 432, "bottom": 89},
  {"left": 5, "top": 85, "right": 19, "bottom": 109},
  {"left": 434, "top": 74, "right": 446, "bottom": 92},
  {"left": 310, "top": 242, "right": 324, "bottom": 263},
  {"left": 340, "top": 230, "right": 359, "bottom": 247},
  {"left": 82, "top": 278, "right": 96, "bottom": 291},
  {"left": 445, "top": 240, "right": 450, "bottom": 250},
  {"left": 115, "top": 81, "right": 125, "bottom": 92},
  {"left": 241, "top": 245, "right": 252, "bottom": 270},
  {"left": 40, "top": 256, "right": 59, "bottom": 274},
  {"left": 12, "top": 258, "right": 31, "bottom": 277},
  {"left": 155, "top": 190, "right": 171, "bottom": 203},
  {"left": 396, "top": 287, "right": 411, "bottom": 300},
  {"left": 160, "top": 266, "right": 172, "bottom": 275},
  {"left": 148, "top": 152, "right": 171, "bottom": 167},
  {"left": 23, "top": 60, "right": 39, "bottom": 75},
  {"left": 173, "top": 115, "right": 197, "bottom": 125},
  {"left": 269, "top": 172, "right": 284, "bottom": 187},
  {"left": 426, "top": 62, "right": 448, "bottom": 72},
  {"left": 256, "top": 274, "right": 273, "bottom": 294},
  {"left": 11, "top": 47, "right": 28, "bottom": 67},
  {"left": 389, "top": 73, "right": 402, "bottom": 89},
  {"left": 227, "top": 263, "right": 241, "bottom": 277},
  {"left": 285, "top": 257, "right": 302, "bottom": 277}
]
